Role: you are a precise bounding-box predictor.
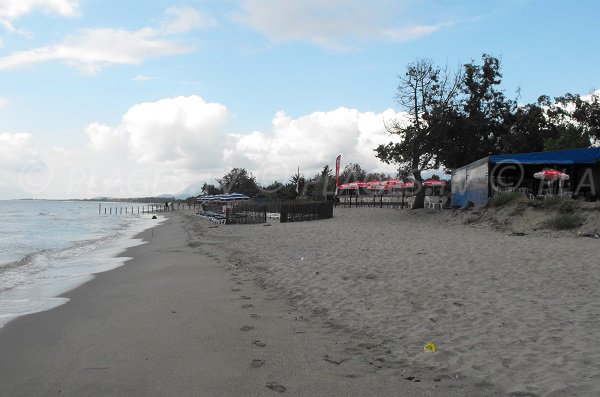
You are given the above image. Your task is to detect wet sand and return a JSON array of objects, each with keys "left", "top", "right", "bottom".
[{"left": 0, "top": 212, "right": 494, "bottom": 396}]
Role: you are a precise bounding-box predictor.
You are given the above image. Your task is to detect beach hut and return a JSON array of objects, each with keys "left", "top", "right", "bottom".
[{"left": 451, "top": 147, "right": 600, "bottom": 207}]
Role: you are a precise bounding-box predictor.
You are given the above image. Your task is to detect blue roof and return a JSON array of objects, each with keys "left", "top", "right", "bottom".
[{"left": 489, "top": 147, "right": 600, "bottom": 165}]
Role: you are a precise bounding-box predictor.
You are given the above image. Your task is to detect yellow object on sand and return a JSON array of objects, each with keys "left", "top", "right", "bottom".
[{"left": 423, "top": 342, "right": 437, "bottom": 353}]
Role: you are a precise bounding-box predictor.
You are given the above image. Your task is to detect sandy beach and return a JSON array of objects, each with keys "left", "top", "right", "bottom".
[
  {"left": 201, "top": 206, "right": 600, "bottom": 396},
  {"left": 0, "top": 211, "right": 495, "bottom": 397},
  {"left": 1, "top": 206, "right": 597, "bottom": 396}
]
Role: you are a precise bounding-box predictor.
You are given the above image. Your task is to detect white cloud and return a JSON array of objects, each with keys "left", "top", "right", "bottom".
[
  {"left": 0, "top": 97, "right": 9, "bottom": 107},
  {"left": 0, "top": 7, "right": 210, "bottom": 74},
  {"left": 0, "top": 0, "right": 80, "bottom": 33},
  {"left": 160, "top": 6, "right": 216, "bottom": 34},
  {"left": 235, "top": 0, "right": 447, "bottom": 48},
  {"left": 0, "top": 132, "right": 37, "bottom": 170},
  {"left": 0, "top": 0, "right": 80, "bottom": 19},
  {"left": 0, "top": 96, "right": 403, "bottom": 199},
  {"left": 0, "top": 27, "right": 191, "bottom": 74},
  {"left": 121, "top": 96, "right": 229, "bottom": 165},
  {"left": 225, "top": 107, "right": 402, "bottom": 182}
]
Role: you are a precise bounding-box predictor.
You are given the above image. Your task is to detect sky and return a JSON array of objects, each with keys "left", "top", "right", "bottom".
[{"left": 0, "top": 0, "right": 599, "bottom": 199}]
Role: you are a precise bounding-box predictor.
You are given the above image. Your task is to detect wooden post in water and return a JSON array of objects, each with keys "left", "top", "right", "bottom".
[{"left": 99, "top": 203, "right": 101, "bottom": 214}]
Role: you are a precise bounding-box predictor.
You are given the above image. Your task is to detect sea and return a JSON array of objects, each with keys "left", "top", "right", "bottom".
[{"left": 0, "top": 200, "right": 163, "bottom": 328}]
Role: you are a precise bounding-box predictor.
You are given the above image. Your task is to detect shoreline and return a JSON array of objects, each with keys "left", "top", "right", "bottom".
[
  {"left": 0, "top": 211, "right": 498, "bottom": 396},
  {"left": 0, "top": 210, "right": 166, "bottom": 329}
]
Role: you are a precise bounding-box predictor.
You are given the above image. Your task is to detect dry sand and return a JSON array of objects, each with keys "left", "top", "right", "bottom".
[
  {"left": 0, "top": 212, "right": 497, "bottom": 397},
  {"left": 2, "top": 205, "right": 597, "bottom": 396},
  {"left": 205, "top": 206, "right": 600, "bottom": 396}
]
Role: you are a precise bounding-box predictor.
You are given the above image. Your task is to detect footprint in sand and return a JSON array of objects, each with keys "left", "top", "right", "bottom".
[
  {"left": 240, "top": 325, "right": 255, "bottom": 331},
  {"left": 240, "top": 296, "right": 252, "bottom": 300},
  {"left": 265, "top": 382, "right": 286, "bottom": 393},
  {"left": 249, "top": 313, "right": 261, "bottom": 319},
  {"left": 231, "top": 288, "right": 241, "bottom": 292},
  {"left": 253, "top": 340, "right": 266, "bottom": 347},
  {"left": 241, "top": 304, "right": 254, "bottom": 309},
  {"left": 250, "top": 359, "right": 265, "bottom": 368}
]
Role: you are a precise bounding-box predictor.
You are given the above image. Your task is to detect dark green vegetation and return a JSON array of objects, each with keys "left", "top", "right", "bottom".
[
  {"left": 546, "top": 213, "right": 584, "bottom": 230},
  {"left": 376, "top": 54, "right": 600, "bottom": 208},
  {"left": 489, "top": 192, "right": 521, "bottom": 207}
]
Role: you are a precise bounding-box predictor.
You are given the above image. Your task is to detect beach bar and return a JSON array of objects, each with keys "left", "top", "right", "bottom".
[{"left": 451, "top": 147, "right": 600, "bottom": 207}]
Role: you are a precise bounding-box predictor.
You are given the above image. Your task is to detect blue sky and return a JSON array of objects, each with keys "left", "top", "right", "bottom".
[{"left": 0, "top": 0, "right": 598, "bottom": 199}]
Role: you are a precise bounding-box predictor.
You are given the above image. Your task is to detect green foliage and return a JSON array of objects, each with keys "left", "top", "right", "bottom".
[
  {"left": 546, "top": 213, "right": 584, "bottom": 230},
  {"left": 217, "top": 168, "right": 260, "bottom": 197},
  {"left": 202, "top": 183, "right": 222, "bottom": 195},
  {"left": 489, "top": 192, "right": 520, "bottom": 207},
  {"left": 378, "top": 54, "right": 600, "bottom": 182},
  {"left": 502, "top": 99, "right": 549, "bottom": 153},
  {"left": 340, "top": 163, "right": 367, "bottom": 183},
  {"left": 558, "top": 200, "right": 576, "bottom": 214},
  {"left": 543, "top": 124, "right": 591, "bottom": 151}
]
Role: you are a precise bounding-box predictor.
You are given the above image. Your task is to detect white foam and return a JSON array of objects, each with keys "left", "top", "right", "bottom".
[{"left": 0, "top": 214, "right": 165, "bottom": 328}]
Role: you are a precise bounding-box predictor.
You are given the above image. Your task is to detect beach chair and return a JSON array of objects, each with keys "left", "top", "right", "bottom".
[{"left": 429, "top": 196, "right": 443, "bottom": 210}]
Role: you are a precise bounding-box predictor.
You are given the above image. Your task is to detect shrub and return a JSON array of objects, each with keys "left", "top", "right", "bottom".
[
  {"left": 558, "top": 200, "right": 576, "bottom": 214},
  {"left": 489, "top": 192, "right": 521, "bottom": 207},
  {"left": 546, "top": 213, "right": 584, "bottom": 230}
]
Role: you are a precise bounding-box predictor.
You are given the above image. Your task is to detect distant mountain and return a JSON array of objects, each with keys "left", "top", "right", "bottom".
[
  {"left": 174, "top": 182, "right": 204, "bottom": 199},
  {"left": 156, "top": 194, "right": 176, "bottom": 199}
]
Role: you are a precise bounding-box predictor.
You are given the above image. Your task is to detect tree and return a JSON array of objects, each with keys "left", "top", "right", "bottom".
[
  {"left": 202, "top": 182, "right": 222, "bottom": 195},
  {"left": 260, "top": 180, "right": 296, "bottom": 200},
  {"left": 307, "top": 165, "right": 334, "bottom": 198},
  {"left": 217, "top": 168, "right": 260, "bottom": 197},
  {"left": 339, "top": 163, "right": 367, "bottom": 184},
  {"left": 541, "top": 93, "right": 597, "bottom": 150},
  {"left": 501, "top": 96, "right": 551, "bottom": 154},
  {"left": 437, "top": 54, "right": 516, "bottom": 169},
  {"left": 365, "top": 172, "right": 388, "bottom": 181},
  {"left": 375, "top": 58, "right": 461, "bottom": 208}
]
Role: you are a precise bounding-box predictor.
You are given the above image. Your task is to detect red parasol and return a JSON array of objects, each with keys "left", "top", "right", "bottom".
[
  {"left": 533, "top": 169, "right": 569, "bottom": 181},
  {"left": 423, "top": 179, "right": 447, "bottom": 187}
]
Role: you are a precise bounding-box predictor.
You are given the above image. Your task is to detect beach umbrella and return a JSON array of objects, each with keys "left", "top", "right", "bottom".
[
  {"left": 533, "top": 169, "right": 569, "bottom": 181},
  {"left": 214, "top": 193, "right": 250, "bottom": 201},
  {"left": 534, "top": 169, "right": 569, "bottom": 196},
  {"left": 422, "top": 179, "right": 447, "bottom": 187},
  {"left": 197, "top": 194, "right": 217, "bottom": 201},
  {"left": 366, "top": 180, "right": 384, "bottom": 190},
  {"left": 385, "top": 178, "right": 401, "bottom": 188},
  {"left": 422, "top": 179, "right": 447, "bottom": 197}
]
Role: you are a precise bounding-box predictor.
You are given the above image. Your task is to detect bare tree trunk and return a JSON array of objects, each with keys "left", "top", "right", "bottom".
[{"left": 411, "top": 170, "right": 426, "bottom": 209}]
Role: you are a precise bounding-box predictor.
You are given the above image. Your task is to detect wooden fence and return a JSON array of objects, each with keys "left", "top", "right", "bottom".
[
  {"left": 225, "top": 202, "right": 267, "bottom": 225},
  {"left": 337, "top": 195, "right": 411, "bottom": 208},
  {"left": 279, "top": 201, "right": 334, "bottom": 223},
  {"left": 223, "top": 200, "right": 334, "bottom": 224},
  {"left": 98, "top": 202, "right": 199, "bottom": 215}
]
